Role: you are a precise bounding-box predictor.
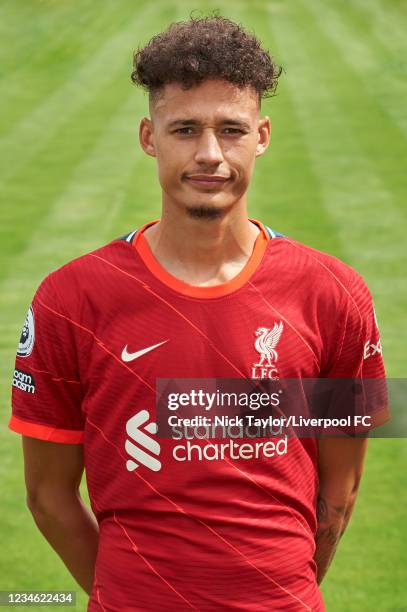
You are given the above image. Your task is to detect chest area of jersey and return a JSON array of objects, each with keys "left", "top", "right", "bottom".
[{"left": 80, "top": 289, "right": 322, "bottom": 388}]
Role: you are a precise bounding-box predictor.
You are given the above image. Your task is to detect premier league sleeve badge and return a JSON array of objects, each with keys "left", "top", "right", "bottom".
[{"left": 17, "top": 305, "right": 35, "bottom": 358}]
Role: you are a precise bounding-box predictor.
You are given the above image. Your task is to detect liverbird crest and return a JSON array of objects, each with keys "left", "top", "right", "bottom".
[{"left": 254, "top": 322, "right": 284, "bottom": 367}]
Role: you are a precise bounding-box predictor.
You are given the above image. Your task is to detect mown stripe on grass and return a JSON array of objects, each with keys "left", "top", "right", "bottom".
[
  {"left": 266, "top": 3, "right": 406, "bottom": 270},
  {"left": 0, "top": 1, "right": 155, "bottom": 187},
  {"left": 0, "top": 69, "right": 139, "bottom": 270},
  {"left": 353, "top": 0, "right": 407, "bottom": 57},
  {"left": 0, "top": 1, "right": 151, "bottom": 137},
  {"left": 299, "top": 0, "right": 407, "bottom": 202},
  {"left": 331, "top": 0, "right": 407, "bottom": 136},
  {"left": 0, "top": 3, "right": 174, "bottom": 269},
  {"left": 110, "top": 143, "right": 162, "bottom": 238}
]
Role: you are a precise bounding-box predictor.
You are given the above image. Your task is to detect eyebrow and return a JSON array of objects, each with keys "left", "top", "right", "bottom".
[{"left": 168, "top": 118, "right": 251, "bottom": 130}]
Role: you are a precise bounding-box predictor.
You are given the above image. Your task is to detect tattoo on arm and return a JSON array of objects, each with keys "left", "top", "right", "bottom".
[
  {"left": 314, "top": 495, "right": 349, "bottom": 583},
  {"left": 316, "top": 496, "right": 328, "bottom": 522}
]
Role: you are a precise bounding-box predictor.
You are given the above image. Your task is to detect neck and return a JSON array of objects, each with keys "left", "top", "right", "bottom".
[{"left": 142, "top": 198, "right": 261, "bottom": 286}]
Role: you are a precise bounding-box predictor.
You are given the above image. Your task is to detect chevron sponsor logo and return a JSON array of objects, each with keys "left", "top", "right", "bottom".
[
  {"left": 125, "top": 410, "right": 161, "bottom": 472},
  {"left": 251, "top": 322, "right": 283, "bottom": 379}
]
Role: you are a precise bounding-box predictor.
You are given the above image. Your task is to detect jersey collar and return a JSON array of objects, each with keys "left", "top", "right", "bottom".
[{"left": 130, "top": 218, "right": 269, "bottom": 299}]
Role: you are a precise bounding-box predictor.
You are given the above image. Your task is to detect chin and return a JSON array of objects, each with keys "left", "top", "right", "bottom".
[{"left": 185, "top": 204, "right": 225, "bottom": 220}]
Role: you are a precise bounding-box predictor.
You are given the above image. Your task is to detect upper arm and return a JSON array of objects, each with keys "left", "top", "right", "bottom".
[
  {"left": 9, "top": 275, "right": 85, "bottom": 443},
  {"left": 23, "top": 436, "right": 84, "bottom": 511},
  {"left": 320, "top": 270, "right": 389, "bottom": 433}
]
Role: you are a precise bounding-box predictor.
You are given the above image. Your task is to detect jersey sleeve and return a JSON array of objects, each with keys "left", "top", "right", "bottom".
[
  {"left": 320, "top": 269, "right": 390, "bottom": 430},
  {"left": 9, "top": 273, "right": 85, "bottom": 443}
]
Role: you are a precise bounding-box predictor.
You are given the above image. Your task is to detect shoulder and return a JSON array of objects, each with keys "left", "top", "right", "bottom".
[
  {"left": 265, "top": 235, "right": 369, "bottom": 299},
  {"left": 33, "top": 234, "right": 134, "bottom": 307}
]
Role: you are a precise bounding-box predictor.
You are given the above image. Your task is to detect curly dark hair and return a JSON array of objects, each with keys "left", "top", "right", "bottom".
[{"left": 131, "top": 15, "right": 282, "bottom": 103}]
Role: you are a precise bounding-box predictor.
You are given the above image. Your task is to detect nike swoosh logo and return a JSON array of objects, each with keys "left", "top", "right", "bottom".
[{"left": 121, "top": 340, "right": 168, "bottom": 362}]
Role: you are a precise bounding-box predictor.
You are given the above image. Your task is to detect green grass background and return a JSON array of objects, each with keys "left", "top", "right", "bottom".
[{"left": 1, "top": 0, "right": 406, "bottom": 610}]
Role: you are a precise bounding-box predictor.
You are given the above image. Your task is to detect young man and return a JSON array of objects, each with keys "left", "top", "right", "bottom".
[{"left": 10, "top": 16, "right": 388, "bottom": 611}]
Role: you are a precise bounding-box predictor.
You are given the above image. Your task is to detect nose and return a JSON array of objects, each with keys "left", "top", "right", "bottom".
[{"left": 194, "top": 129, "right": 224, "bottom": 166}]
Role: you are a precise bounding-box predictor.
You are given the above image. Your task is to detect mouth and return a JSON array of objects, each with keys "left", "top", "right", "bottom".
[{"left": 184, "top": 174, "right": 230, "bottom": 189}]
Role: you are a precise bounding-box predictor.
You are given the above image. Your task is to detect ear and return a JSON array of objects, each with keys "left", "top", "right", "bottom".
[
  {"left": 139, "top": 117, "right": 156, "bottom": 157},
  {"left": 255, "top": 116, "right": 271, "bottom": 157}
]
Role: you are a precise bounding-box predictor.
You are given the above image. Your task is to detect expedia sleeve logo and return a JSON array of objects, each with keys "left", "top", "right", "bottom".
[
  {"left": 17, "top": 305, "right": 35, "bottom": 357},
  {"left": 13, "top": 369, "right": 36, "bottom": 394}
]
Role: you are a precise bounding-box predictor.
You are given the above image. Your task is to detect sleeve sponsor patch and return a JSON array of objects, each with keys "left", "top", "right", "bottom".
[{"left": 12, "top": 369, "right": 36, "bottom": 394}]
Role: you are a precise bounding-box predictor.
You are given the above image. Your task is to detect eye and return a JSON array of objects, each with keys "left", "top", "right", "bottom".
[
  {"left": 174, "top": 127, "right": 195, "bottom": 135},
  {"left": 223, "top": 128, "right": 245, "bottom": 135}
]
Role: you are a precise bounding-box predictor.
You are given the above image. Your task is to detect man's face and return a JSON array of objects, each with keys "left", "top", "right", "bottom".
[{"left": 139, "top": 79, "right": 271, "bottom": 218}]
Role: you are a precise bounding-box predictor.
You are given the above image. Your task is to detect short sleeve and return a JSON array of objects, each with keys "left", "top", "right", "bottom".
[
  {"left": 321, "top": 270, "right": 389, "bottom": 430},
  {"left": 9, "top": 274, "right": 84, "bottom": 443}
]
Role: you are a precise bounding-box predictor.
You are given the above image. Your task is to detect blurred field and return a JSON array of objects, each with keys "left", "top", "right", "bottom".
[{"left": 1, "top": 0, "right": 406, "bottom": 610}]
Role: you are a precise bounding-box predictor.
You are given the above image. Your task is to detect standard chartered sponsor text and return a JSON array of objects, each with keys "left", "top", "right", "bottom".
[
  {"left": 172, "top": 437, "right": 288, "bottom": 461},
  {"left": 169, "top": 417, "right": 288, "bottom": 462}
]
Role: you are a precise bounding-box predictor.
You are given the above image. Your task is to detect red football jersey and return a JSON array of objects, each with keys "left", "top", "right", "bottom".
[{"left": 10, "top": 219, "right": 388, "bottom": 611}]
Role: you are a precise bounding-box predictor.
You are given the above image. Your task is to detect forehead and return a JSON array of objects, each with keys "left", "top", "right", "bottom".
[{"left": 151, "top": 79, "right": 259, "bottom": 123}]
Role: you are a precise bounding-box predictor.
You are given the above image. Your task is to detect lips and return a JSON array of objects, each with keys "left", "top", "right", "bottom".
[{"left": 185, "top": 175, "right": 230, "bottom": 187}]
